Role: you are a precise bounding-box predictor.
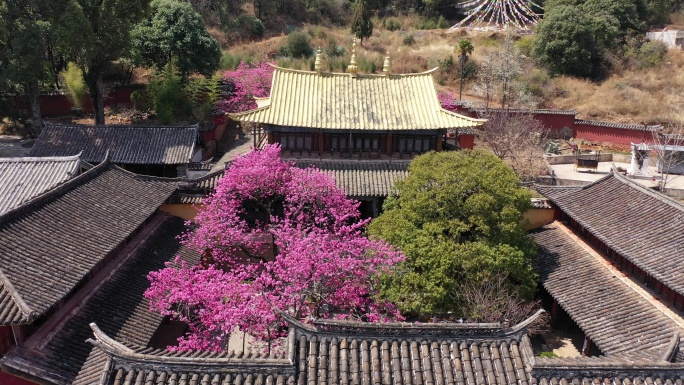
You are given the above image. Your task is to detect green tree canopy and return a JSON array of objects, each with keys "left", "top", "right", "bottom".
[
  {"left": 532, "top": 5, "right": 600, "bottom": 78},
  {"left": 71, "top": 0, "right": 150, "bottom": 124},
  {"left": 130, "top": 0, "right": 221, "bottom": 78},
  {"left": 369, "top": 150, "right": 537, "bottom": 318},
  {"left": 350, "top": 0, "right": 373, "bottom": 44}
]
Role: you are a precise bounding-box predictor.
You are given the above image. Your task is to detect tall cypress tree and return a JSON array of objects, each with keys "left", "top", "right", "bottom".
[{"left": 350, "top": 0, "right": 373, "bottom": 45}]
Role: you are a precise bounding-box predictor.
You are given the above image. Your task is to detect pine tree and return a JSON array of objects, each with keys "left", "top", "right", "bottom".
[{"left": 350, "top": 0, "right": 373, "bottom": 45}]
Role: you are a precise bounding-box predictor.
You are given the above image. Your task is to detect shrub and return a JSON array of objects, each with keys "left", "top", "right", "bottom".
[
  {"left": 539, "top": 352, "right": 559, "bottom": 358},
  {"left": 416, "top": 18, "right": 438, "bottom": 30},
  {"left": 384, "top": 18, "right": 401, "bottom": 31},
  {"left": 460, "top": 58, "right": 478, "bottom": 80},
  {"left": 236, "top": 15, "right": 265, "bottom": 37},
  {"left": 224, "top": 15, "right": 264, "bottom": 39},
  {"left": 286, "top": 31, "right": 313, "bottom": 57},
  {"left": 438, "top": 55, "right": 455, "bottom": 71},
  {"left": 515, "top": 35, "right": 536, "bottom": 57},
  {"left": 60, "top": 62, "right": 87, "bottom": 108},
  {"left": 147, "top": 64, "right": 192, "bottom": 124},
  {"left": 357, "top": 56, "right": 377, "bottom": 73},
  {"left": 637, "top": 40, "right": 668, "bottom": 68},
  {"left": 437, "top": 15, "right": 449, "bottom": 29},
  {"left": 220, "top": 52, "right": 254, "bottom": 70},
  {"left": 403, "top": 33, "right": 415, "bottom": 46}
]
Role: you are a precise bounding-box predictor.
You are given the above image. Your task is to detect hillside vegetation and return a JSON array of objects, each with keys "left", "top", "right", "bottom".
[{"left": 218, "top": 19, "right": 684, "bottom": 125}]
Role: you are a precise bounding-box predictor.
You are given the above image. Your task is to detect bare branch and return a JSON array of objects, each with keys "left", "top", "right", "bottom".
[
  {"left": 478, "top": 110, "right": 549, "bottom": 182},
  {"left": 452, "top": 273, "right": 549, "bottom": 335}
]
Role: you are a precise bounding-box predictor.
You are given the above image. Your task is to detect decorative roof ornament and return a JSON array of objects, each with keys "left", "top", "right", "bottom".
[
  {"left": 383, "top": 51, "right": 392, "bottom": 75},
  {"left": 314, "top": 48, "right": 323, "bottom": 73},
  {"left": 347, "top": 38, "right": 359, "bottom": 77}
]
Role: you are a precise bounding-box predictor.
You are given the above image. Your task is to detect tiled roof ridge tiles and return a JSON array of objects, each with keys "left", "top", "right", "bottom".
[
  {"left": 472, "top": 107, "right": 577, "bottom": 115},
  {"left": 531, "top": 355, "right": 684, "bottom": 380},
  {"left": 0, "top": 153, "right": 82, "bottom": 163},
  {"left": 268, "top": 63, "right": 441, "bottom": 77},
  {"left": 88, "top": 323, "right": 297, "bottom": 369},
  {"left": 109, "top": 163, "right": 184, "bottom": 184},
  {"left": 575, "top": 119, "right": 664, "bottom": 131},
  {"left": 42, "top": 122, "right": 200, "bottom": 130},
  {"left": 0, "top": 272, "right": 36, "bottom": 323},
  {"left": 0, "top": 158, "right": 111, "bottom": 226},
  {"left": 285, "top": 308, "right": 545, "bottom": 340}
]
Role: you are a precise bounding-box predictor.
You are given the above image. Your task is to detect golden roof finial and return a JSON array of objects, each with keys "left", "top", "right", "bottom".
[
  {"left": 383, "top": 50, "right": 392, "bottom": 75},
  {"left": 347, "top": 37, "right": 358, "bottom": 77},
  {"left": 314, "top": 48, "right": 323, "bottom": 73}
]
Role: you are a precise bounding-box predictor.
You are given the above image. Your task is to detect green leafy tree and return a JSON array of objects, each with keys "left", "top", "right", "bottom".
[
  {"left": 0, "top": 0, "right": 53, "bottom": 132},
  {"left": 582, "top": 0, "right": 644, "bottom": 47},
  {"left": 350, "top": 0, "right": 373, "bottom": 45},
  {"left": 130, "top": 0, "right": 221, "bottom": 78},
  {"left": 455, "top": 38, "right": 474, "bottom": 100},
  {"left": 369, "top": 150, "right": 537, "bottom": 318},
  {"left": 533, "top": 5, "right": 601, "bottom": 78},
  {"left": 73, "top": 0, "right": 150, "bottom": 124}
]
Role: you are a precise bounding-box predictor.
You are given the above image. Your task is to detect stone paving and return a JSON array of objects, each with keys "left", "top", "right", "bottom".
[
  {"left": 209, "top": 132, "right": 255, "bottom": 173},
  {"left": 547, "top": 161, "right": 684, "bottom": 191}
]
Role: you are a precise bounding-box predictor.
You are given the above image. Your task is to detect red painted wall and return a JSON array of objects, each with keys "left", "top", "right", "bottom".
[
  {"left": 574, "top": 123, "right": 655, "bottom": 146},
  {"left": 459, "top": 134, "right": 476, "bottom": 149},
  {"left": 13, "top": 85, "right": 145, "bottom": 117}
]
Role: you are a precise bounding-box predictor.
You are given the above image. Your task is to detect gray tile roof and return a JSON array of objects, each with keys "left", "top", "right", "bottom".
[
  {"left": 536, "top": 171, "right": 684, "bottom": 298},
  {"left": 294, "top": 160, "right": 410, "bottom": 197},
  {"left": 90, "top": 311, "right": 542, "bottom": 385},
  {"left": 0, "top": 161, "right": 178, "bottom": 325},
  {"left": 177, "top": 160, "right": 408, "bottom": 200},
  {"left": 0, "top": 216, "right": 201, "bottom": 385},
  {"left": 531, "top": 224, "right": 684, "bottom": 360},
  {"left": 86, "top": 310, "right": 684, "bottom": 385},
  {"left": 30, "top": 123, "right": 198, "bottom": 165},
  {"left": 0, "top": 154, "right": 81, "bottom": 215}
]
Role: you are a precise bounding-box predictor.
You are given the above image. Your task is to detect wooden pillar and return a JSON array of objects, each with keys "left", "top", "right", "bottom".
[
  {"left": 436, "top": 135, "right": 443, "bottom": 151},
  {"left": 581, "top": 337, "right": 592, "bottom": 356},
  {"left": 319, "top": 129, "right": 324, "bottom": 158},
  {"left": 267, "top": 131, "right": 275, "bottom": 145},
  {"left": 551, "top": 299, "right": 558, "bottom": 321},
  {"left": 386, "top": 133, "right": 393, "bottom": 157}
]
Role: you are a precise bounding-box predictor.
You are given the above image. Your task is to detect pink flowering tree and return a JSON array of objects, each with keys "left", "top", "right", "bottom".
[
  {"left": 438, "top": 91, "right": 460, "bottom": 113},
  {"left": 145, "top": 145, "right": 404, "bottom": 351},
  {"left": 216, "top": 61, "right": 275, "bottom": 113}
]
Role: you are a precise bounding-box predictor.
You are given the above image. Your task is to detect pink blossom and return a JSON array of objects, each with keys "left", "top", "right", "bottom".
[
  {"left": 216, "top": 61, "right": 274, "bottom": 113},
  {"left": 438, "top": 91, "right": 460, "bottom": 113},
  {"left": 146, "top": 145, "right": 404, "bottom": 351}
]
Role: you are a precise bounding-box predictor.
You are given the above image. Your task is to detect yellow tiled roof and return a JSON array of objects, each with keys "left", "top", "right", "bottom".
[{"left": 228, "top": 66, "right": 486, "bottom": 131}]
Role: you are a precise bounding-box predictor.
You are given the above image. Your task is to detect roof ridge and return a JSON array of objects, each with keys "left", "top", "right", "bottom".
[
  {"left": 0, "top": 268, "right": 37, "bottom": 323},
  {"left": 439, "top": 108, "right": 488, "bottom": 124},
  {"left": 270, "top": 64, "right": 440, "bottom": 77},
  {"left": 108, "top": 163, "right": 183, "bottom": 184},
  {"left": 574, "top": 119, "right": 663, "bottom": 131},
  {"left": 43, "top": 122, "right": 199, "bottom": 130},
  {"left": 609, "top": 165, "right": 684, "bottom": 212},
  {"left": 473, "top": 107, "right": 577, "bottom": 115},
  {"left": 0, "top": 154, "right": 81, "bottom": 163},
  {"left": 285, "top": 309, "right": 545, "bottom": 340},
  {"left": 87, "top": 323, "right": 296, "bottom": 368},
  {"left": 0, "top": 159, "right": 111, "bottom": 226}
]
